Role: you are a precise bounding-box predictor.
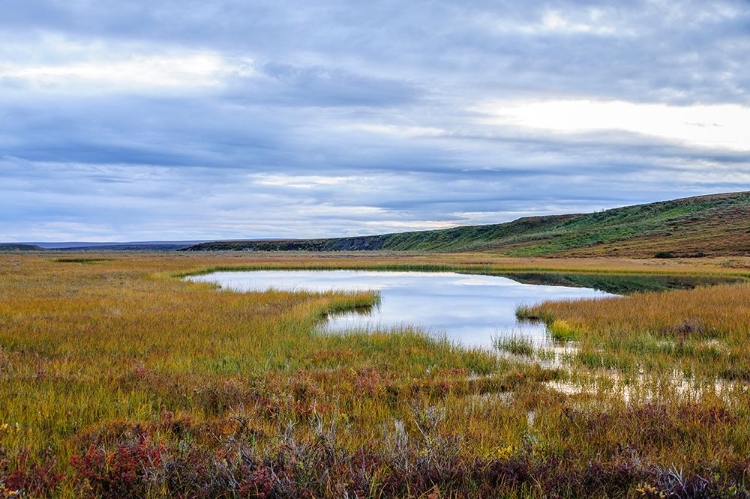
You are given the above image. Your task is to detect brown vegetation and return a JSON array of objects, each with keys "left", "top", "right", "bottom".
[{"left": 0, "top": 252, "right": 749, "bottom": 497}]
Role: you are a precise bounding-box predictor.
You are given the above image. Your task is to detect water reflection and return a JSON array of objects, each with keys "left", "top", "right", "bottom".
[
  {"left": 497, "top": 272, "right": 742, "bottom": 294},
  {"left": 189, "top": 270, "right": 615, "bottom": 350}
]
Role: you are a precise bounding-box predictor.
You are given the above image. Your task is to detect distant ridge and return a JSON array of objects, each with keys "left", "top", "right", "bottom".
[
  {"left": 53, "top": 242, "right": 198, "bottom": 251},
  {"left": 8, "top": 241, "right": 206, "bottom": 251},
  {"left": 0, "top": 243, "right": 45, "bottom": 252},
  {"left": 184, "top": 191, "right": 750, "bottom": 257}
]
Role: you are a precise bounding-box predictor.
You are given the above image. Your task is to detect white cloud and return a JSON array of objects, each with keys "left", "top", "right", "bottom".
[
  {"left": 0, "top": 34, "right": 253, "bottom": 93},
  {"left": 476, "top": 99, "right": 750, "bottom": 151},
  {"left": 349, "top": 123, "right": 445, "bottom": 138},
  {"left": 362, "top": 220, "right": 457, "bottom": 230},
  {"left": 539, "top": 9, "right": 616, "bottom": 35},
  {"left": 252, "top": 174, "right": 356, "bottom": 189},
  {"left": 481, "top": 7, "right": 632, "bottom": 37}
]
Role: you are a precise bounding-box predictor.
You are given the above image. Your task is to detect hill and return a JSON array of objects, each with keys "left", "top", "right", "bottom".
[
  {"left": 0, "top": 243, "right": 45, "bottom": 251},
  {"left": 54, "top": 243, "right": 197, "bottom": 251},
  {"left": 13, "top": 241, "right": 206, "bottom": 251},
  {"left": 184, "top": 191, "right": 750, "bottom": 257}
]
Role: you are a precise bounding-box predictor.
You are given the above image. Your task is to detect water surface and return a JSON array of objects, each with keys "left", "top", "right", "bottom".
[{"left": 189, "top": 270, "right": 615, "bottom": 350}]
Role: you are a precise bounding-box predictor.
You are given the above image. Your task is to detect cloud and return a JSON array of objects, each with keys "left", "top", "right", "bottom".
[
  {"left": 241, "top": 63, "right": 421, "bottom": 107},
  {"left": 0, "top": 52, "right": 248, "bottom": 92},
  {"left": 1, "top": 1, "right": 749, "bottom": 241},
  {"left": 475, "top": 99, "right": 750, "bottom": 151}
]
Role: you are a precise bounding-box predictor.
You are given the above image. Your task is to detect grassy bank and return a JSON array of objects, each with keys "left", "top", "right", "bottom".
[
  {"left": 1, "top": 252, "right": 750, "bottom": 497},
  {"left": 185, "top": 191, "right": 750, "bottom": 257}
]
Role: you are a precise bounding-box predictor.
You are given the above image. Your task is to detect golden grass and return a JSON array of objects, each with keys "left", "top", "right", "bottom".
[
  {"left": 0, "top": 251, "right": 749, "bottom": 497},
  {"left": 526, "top": 282, "right": 750, "bottom": 379}
]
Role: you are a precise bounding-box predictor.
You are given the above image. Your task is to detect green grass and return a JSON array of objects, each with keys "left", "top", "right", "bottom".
[
  {"left": 547, "top": 320, "right": 579, "bottom": 342},
  {"left": 185, "top": 191, "right": 750, "bottom": 257},
  {"left": 493, "top": 335, "right": 535, "bottom": 356}
]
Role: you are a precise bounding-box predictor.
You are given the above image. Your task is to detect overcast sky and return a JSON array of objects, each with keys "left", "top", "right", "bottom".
[{"left": 2, "top": 1, "right": 749, "bottom": 242}]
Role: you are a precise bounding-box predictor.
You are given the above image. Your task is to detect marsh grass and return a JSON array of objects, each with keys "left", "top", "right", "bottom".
[
  {"left": 523, "top": 282, "right": 750, "bottom": 379},
  {"left": 547, "top": 319, "right": 578, "bottom": 342},
  {"left": 1, "top": 252, "right": 750, "bottom": 497},
  {"left": 493, "top": 335, "right": 534, "bottom": 356}
]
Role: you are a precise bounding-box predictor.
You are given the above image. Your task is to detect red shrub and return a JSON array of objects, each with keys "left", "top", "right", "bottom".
[
  {"left": 70, "top": 435, "right": 165, "bottom": 499},
  {"left": 2, "top": 450, "right": 65, "bottom": 498}
]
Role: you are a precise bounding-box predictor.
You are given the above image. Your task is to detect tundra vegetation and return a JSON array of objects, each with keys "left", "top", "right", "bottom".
[
  {"left": 186, "top": 191, "right": 750, "bottom": 257},
  {"left": 0, "top": 252, "right": 749, "bottom": 497}
]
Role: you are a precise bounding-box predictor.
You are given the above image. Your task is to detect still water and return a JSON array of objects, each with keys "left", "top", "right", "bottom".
[{"left": 189, "top": 270, "right": 615, "bottom": 350}]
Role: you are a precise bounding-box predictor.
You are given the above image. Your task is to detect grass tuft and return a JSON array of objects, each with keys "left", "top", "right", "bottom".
[
  {"left": 494, "top": 335, "right": 535, "bottom": 356},
  {"left": 548, "top": 320, "right": 579, "bottom": 342}
]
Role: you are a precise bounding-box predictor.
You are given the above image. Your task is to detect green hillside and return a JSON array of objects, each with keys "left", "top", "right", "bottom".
[{"left": 186, "top": 191, "right": 750, "bottom": 257}]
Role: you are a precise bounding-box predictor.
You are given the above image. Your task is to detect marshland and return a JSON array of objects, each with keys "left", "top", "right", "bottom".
[
  {"left": 187, "top": 269, "right": 615, "bottom": 349},
  {"left": 1, "top": 252, "right": 749, "bottom": 497},
  {"left": 6, "top": 0, "right": 750, "bottom": 494}
]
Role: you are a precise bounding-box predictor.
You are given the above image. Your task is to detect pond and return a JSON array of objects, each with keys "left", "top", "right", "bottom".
[{"left": 188, "top": 270, "right": 616, "bottom": 350}]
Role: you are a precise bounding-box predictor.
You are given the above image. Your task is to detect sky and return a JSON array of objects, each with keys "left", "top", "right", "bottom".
[{"left": 1, "top": 0, "right": 749, "bottom": 242}]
